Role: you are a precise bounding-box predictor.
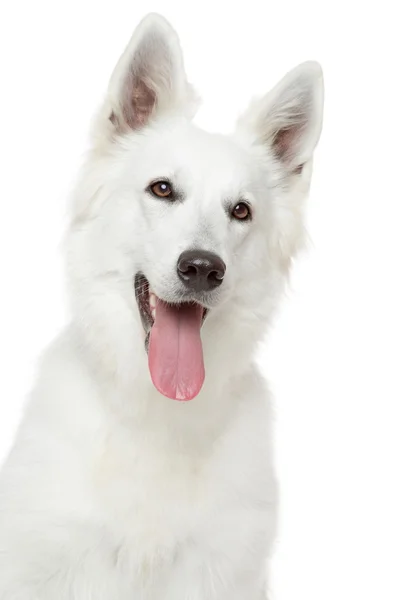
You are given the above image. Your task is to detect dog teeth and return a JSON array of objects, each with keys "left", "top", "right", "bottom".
[
  {"left": 151, "top": 308, "right": 156, "bottom": 320},
  {"left": 149, "top": 293, "right": 156, "bottom": 309}
]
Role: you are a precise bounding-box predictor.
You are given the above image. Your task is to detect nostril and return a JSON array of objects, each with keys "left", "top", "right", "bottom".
[
  {"left": 178, "top": 262, "right": 198, "bottom": 277},
  {"left": 186, "top": 265, "right": 198, "bottom": 276},
  {"left": 208, "top": 269, "right": 223, "bottom": 283}
]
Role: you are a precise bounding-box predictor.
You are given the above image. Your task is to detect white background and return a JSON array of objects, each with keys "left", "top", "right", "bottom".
[{"left": 0, "top": 1, "right": 399, "bottom": 598}]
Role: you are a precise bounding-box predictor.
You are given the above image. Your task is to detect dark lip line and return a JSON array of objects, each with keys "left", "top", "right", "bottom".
[{"left": 134, "top": 273, "right": 153, "bottom": 334}]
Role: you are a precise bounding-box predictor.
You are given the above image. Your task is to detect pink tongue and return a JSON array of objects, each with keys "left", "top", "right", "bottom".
[{"left": 148, "top": 299, "right": 205, "bottom": 401}]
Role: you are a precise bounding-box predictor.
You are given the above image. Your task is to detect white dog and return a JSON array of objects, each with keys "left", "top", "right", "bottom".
[{"left": 0, "top": 13, "right": 323, "bottom": 600}]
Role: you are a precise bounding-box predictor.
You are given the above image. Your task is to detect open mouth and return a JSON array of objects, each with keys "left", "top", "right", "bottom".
[{"left": 134, "top": 273, "right": 208, "bottom": 402}]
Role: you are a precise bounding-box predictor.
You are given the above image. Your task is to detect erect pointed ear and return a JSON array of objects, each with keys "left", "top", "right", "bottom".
[
  {"left": 237, "top": 62, "right": 324, "bottom": 173},
  {"left": 96, "top": 13, "right": 197, "bottom": 138}
]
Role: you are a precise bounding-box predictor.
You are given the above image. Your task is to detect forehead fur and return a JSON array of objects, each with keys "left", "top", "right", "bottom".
[{"left": 118, "top": 118, "right": 267, "bottom": 191}]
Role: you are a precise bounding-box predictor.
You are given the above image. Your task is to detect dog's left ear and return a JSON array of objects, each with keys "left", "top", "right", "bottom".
[
  {"left": 237, "top": 61, "right": 324, "bottom": 174},
  {"left": 94, "top": 13, "right": 197, "bottom": 140}
]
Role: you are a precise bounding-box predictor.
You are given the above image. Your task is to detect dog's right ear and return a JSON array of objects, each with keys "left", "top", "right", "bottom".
[{"left": 93, "top": 14, "right": 197, "bottom": 140}]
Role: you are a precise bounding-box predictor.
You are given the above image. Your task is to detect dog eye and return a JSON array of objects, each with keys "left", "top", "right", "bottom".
[
  {"left": 149, "top": 181, "right": 173, "bottom": 199},
  {"left": 231, "top": 202, "right": 251, "bottom": 221}
]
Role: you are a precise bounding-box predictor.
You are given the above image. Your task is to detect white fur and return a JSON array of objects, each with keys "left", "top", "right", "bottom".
[{"left": 0, "top": 13, "right": 323, "bottom": 600}]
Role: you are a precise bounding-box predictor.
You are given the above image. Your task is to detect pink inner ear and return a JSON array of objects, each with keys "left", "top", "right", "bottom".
[
  {"left": 273, "top": 125, "right": 303, "bottom": 165},
  {"left": 119, "top": 70, "right": 157, "bottom": 131}
]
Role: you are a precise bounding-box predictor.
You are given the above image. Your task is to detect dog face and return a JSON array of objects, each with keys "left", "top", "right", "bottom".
[{"left": 66, "top": 14, "right": 323, "bottom": 401}]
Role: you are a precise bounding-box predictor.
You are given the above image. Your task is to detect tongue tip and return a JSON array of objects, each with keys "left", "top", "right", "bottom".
[{"left": 150, "top": 373, "right": 205, "bottom": 402}]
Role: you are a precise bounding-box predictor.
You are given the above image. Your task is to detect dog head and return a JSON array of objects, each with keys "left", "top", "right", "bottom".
[{"left": 66, "top": 14, "right": 324, "bottom": 401}]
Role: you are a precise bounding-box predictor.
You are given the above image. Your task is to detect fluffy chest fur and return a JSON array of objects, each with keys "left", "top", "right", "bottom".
[{"left": 0, "top": 335, "right": 276, "bottom": 599}]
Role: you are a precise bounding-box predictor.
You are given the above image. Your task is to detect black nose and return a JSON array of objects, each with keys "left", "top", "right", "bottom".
[{"left": 177, "top": 250, "right": 226, "bottom": 292}]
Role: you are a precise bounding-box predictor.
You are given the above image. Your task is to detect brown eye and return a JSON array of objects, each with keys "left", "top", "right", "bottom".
[
  {"left": 232, "top": 202, "right": 251, "bottom": 221},
  {"left": 150, "top": 181, "right": 173, "bottom": 199}
]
